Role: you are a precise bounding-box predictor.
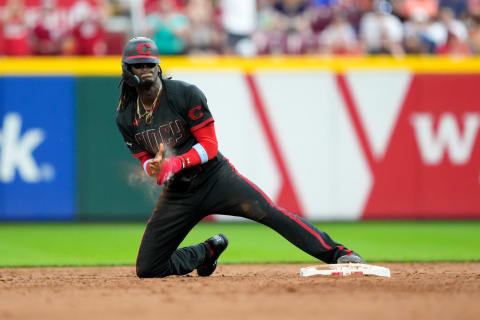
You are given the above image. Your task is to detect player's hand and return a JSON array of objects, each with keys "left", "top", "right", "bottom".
[{"left": 148, "top": 143, "right": 165, "bottom": 177}]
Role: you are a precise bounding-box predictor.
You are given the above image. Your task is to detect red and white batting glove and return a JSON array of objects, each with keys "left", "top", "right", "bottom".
[{"left": 156, "top": 156, "right": 184, "bottom": 185}]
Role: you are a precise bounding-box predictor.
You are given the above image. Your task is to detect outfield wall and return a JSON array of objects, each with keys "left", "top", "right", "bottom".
[{"left": 0, "top": 57, "right": 479, "bottom": 221}]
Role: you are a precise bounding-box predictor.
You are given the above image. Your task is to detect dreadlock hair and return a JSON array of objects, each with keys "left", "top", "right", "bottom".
[{"left": 116, "top": 80, "right": 137, "bottom": 111}]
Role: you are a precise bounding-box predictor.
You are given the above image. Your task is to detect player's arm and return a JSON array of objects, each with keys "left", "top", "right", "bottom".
[
  {"left": 180, "top": 120, "right": 218, "bottom": 168},
  {"left": 152, "top": 121, "right": 218, "bottom": 185},
  {"left": 117, "top": 114, "right": 156, "bottom": 176},
  {"left": 175, "top": 84, "right": 218, "bottom": 168}
]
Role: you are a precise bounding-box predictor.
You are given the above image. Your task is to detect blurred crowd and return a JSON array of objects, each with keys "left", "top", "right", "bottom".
[{"left": 1, "top": 0, "right": 479, "bottom": 56}]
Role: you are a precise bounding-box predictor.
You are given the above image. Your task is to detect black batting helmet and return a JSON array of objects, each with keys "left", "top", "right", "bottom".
[
  {"left": 121, "top": 37, "right": 160, "bottom": 87},
  {"left": 122, "top": 37, "right": 160, "bottom": 65}
]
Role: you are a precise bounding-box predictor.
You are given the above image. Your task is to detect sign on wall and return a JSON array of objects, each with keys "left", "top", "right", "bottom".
[
  {"left": 173, "top": 70, "right": 480, "bottom": 220},
  {"left": 0, "top": 77, "right": 75, "bottom": 220},
  {"left": 1, "top": 57, "right": 479, "bottom": 220}
]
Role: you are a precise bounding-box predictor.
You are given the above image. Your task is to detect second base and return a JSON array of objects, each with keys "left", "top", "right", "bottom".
[{"left": 300, "top": 263, "right": 391, "bottom": 278}]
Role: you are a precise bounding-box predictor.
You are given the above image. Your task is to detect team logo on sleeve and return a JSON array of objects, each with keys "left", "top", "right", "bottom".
[{"left": 188, "top": 106, "right": 204, "bottom": 120}]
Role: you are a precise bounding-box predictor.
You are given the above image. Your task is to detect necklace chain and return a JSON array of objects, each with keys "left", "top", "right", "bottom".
[{"left": 136, "top": 85, "right": 161, "bottom": 125}]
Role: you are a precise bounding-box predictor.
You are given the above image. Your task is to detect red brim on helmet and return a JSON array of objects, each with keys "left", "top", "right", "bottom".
[{"left": 124, "top": 55, "right": 160, "bottom": 64}]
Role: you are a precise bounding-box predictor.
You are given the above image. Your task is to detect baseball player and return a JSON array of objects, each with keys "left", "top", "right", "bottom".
[{"left": 116, "top": 37, "right": 366, "bottom": 278}]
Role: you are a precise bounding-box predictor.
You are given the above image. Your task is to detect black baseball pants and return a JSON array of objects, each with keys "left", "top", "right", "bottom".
[{"left": 136, "top": 157, "right": 353, "bottom": 278}]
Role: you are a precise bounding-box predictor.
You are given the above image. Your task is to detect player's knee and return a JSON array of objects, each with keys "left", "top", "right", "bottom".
[
  {"left": 136, "top": 260, "right": 170, "bottom": 278},
  {"left": 136, "top": 264, "right": 154, "bottom": 278},
  {"left": 136, "top": 258, "right": 156, "bottom": 278}
]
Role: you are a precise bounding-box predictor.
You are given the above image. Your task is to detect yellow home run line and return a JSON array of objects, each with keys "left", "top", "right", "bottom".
[{"left": 1, "top": 56, "right": 480, "bottom": 75}]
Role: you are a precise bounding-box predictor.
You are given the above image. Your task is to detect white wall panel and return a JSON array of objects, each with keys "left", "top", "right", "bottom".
[
  {"left": 346, "top": 71, "right": 411, "bottom": 160},
  {"left": 254, "top": 71, "right": 371, "bottom": 220}
]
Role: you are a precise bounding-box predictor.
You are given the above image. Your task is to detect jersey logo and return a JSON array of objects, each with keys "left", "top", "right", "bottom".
[
  {"left": 134, "top": 120, "right": 186, "bottom": 152},
  {"left": 188, "top": 106, "right": 204, "bottom": 120},
  {"left": 136, "top": 43, "right": 152, "bottom": 55}
]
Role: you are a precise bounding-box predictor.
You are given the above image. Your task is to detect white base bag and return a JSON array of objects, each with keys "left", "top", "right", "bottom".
[{"left": 300, "top": 263, "right": 391, "bottom": 278}]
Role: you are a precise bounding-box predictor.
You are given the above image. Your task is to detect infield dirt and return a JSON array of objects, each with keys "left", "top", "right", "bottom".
[{"left": 0, "top": 263, "right": 479, "bottom": 320}]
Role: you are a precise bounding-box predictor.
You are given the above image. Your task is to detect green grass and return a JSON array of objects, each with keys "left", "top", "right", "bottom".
[{"left": 0, "top": 221, "right": 479, "bottom": 267}]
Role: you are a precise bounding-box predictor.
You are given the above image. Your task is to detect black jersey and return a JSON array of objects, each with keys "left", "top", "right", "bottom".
[{"left": 116, "top": 79, "right": 214, "bottom": 159}]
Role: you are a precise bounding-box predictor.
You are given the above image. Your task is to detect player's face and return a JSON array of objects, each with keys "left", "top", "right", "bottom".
[{"left": 130, "top": 63, "right": 158, "bottom": 85}]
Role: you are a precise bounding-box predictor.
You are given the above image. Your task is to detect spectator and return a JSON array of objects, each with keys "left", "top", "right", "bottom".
[
  {"left": 221, "top": 0, "right": 257, "bottom": 55},
  {"left": 144, "top": 0, "right": 186, "bottom": 16},
  {"left": 0, "top": 0, "right": 479, "bottom": 57},
  {"left": 147, "top": 0, "right": 189, "bottom": 55},
  {"left": 310, "top": 0, "right": 368, "bottom": 34},
  {"left": 254, "top": 0, "right": 278, "bottom": 54},
  {"left": 390, "top": 0, "right": 407, "bottom": 21},
  {"left": 104, "top": 0, "right": 130, "bottom": 54},
  {"left": 111, "top": 0, "right": 131, "bottom": 17},
  {"left": 403, "top": 16, "right": 426, "bottom": 53},
  {"left": 359, "top": 0, "right": 404, "bottom": 55},
  {"left": 437, "top": 30, "right": 472, "bottom": 54},
  {"left": 439, "top": 6, "right": 469, "bottom": 41},
  {"left": 67, "top": 0, "right": 109, "bottom": 55},
  {"left": 1, "top": 0, "right": 30, "bottom": 56},
  {"left": 337, "top": 0, "right": 371, "bottom": 31},
  {"left": 318, "top": 9, "right": 362, "bottom": 54},
  {"left": 467, "top": 14, "right": 480, "bottom": 53},
  {"left": 402, "top": 0, "right": 439, "bottom": 19},
  {"left": 439, "top": 0, "right": 468, "bottom": 18},
  {"left": 404, "top": 9, "right": 443, "bottom": 53},
  {"left": 310, "top": 1, "right": 335, "bottom": 34},
  {"left": 185, "top": 0, "right": 223, "bottom": 54},
  {"left": 404, "top": 8, "right": 450, "bottom": 54},
  {"left": 31, "top": 0, "right": 67, "bottom": 55},
  {"left": 469, "top": 0, "right": 480, "bottom": 17},
  {"left": 256, "top": 0, "right": 316, "bottom": 54},
  {"left": 436, "top": 6, "right": 470, "bottom": 54}
]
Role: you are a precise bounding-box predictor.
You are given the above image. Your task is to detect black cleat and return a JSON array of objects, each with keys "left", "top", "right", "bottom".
[
  {"left": 337, "top": 252, "right": 366, "bottom": 264},
  {"left": 197, "top": 233, "right": 229, "bottom": 277}
]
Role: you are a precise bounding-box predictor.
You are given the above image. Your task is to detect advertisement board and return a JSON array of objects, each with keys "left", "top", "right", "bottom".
[
  {"left": 1, "top": 57, "right": 479, "bottom": 220},
  {"left": 361, "top": 74, "right": 480, "bottom": 218},
  {"left": 0, "top": 77, "right": 75, "bottom": 220}
]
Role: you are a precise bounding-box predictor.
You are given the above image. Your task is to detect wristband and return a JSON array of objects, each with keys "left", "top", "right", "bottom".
[
  {"left": 143, "top": 159, "right": 153, "bottom": 175},
  {"left": 157, "top": 156, "right": 185, "bottom": 185},
  {"left": 193, "top": 143, "right": 208, "bottom": 164}
]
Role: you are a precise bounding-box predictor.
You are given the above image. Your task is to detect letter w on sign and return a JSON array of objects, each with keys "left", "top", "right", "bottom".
[{"left": 411, "top": 112, "right": 480, "bottom": 165}]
